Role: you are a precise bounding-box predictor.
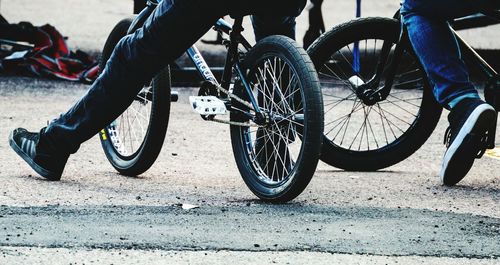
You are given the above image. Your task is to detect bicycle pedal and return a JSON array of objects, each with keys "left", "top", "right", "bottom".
[{"left": 189, "top": 96, "right": 227, "bottom": 115}]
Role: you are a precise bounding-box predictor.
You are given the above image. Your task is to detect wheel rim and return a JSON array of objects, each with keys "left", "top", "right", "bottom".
[
  {"left": 240, "top": 55, "right": 306, "bottom": 187},
  {"left": 107, "top": 83, "right": 153, "bottom": 157},
  {"left": 318, "top": 38, "right": 427, "bottom": 152}
]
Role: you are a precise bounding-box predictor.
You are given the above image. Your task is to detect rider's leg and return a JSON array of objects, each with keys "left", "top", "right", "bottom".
[
  {"left": 401, "top": 0, "right": 500, "bottom": 108},
  {"left": 401, "top": 0, "right": 499, "bottom": 185},
  {"left": 10, "top": 0, "right": 309, "bottom": 180},
  {"left": 133, "top": 0, "right": 147, "bottom": 14},
  {"left": 251, "top": 15, "right": 297, "bottom": 42},
  {"left": 41, "top": 0, "right": 226, "bottom": 156},
  {"left": 303, "top": 0, "right": 325, "bottom": 49},
  {"left": 250, "top": 0, "right": 307, "bottom": 41},
  {"left": 45, "top": 0, "right": 307, "bottom": 154},
  {"left": 402, "top": 0, "right": 498, "bottom": 21}
]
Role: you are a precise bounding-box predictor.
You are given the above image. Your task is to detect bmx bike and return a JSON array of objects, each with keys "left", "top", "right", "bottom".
[
  {"left": 307, "top": 10, "right": 500, "bottom": 171},
  {"left": 98, "top": 0, "right": 324, "bottom": 202}
]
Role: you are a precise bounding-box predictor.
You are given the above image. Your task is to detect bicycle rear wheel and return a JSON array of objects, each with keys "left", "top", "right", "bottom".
[
  {"left": 230, "top": 36, "right": 324, "bottom": 202},
  {"left": 308, "top": 17, "right": 442, "bottom": 171},
  {"left": 99, "top": 18, "right": 171, "bottom": 176}
]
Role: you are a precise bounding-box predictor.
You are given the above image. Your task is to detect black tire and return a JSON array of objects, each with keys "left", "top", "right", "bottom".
[
  {"left": 230, "top": 36, "right": 324, "bottom": 202},
  {"left": 99, "top": 18, "right": 171, "bottom": 176},
  {"left": 308, "top": 17, "right": 442, "bottom": 171}
]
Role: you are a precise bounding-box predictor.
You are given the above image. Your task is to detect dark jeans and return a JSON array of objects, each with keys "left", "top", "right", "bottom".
[
  {"left": 42, "top": 0, "right": 306, "bottom": 155},
  {"left": 401, "top": 0, "right": 500, "bottom": 108},
  {"left": 251, "top": 15, "right": 297, "bottom": 42}
]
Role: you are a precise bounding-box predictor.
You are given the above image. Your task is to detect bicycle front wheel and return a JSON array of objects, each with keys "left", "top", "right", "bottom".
[
  {"left": 230, "top": 36, "right": 324, "bottom": 202},
  {"left": 308, "top": 17, "right": 442, "bottom": 171},
  {"left": 99, "top": 18, "right": 171, "bottom": 176}
]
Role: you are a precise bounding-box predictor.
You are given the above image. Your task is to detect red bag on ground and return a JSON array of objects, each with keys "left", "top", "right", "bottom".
[{"left": 0, "top": 22, "right": 98, "bottom": 83}]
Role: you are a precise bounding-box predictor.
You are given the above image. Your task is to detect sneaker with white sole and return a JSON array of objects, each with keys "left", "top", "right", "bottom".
[
  {"left": 440, "top": 98, "right": 496, "bottom": 186},
  {"left": 9, "top": 128, "right": 69, "bottom": 181}
]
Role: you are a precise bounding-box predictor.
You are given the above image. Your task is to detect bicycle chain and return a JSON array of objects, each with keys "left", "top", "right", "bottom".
[
  {"left": 211, "top": 118, "right": 263, "bottom": 127},
  {"left": 214, "top": 83, "right": 255, "bottom": 110}
]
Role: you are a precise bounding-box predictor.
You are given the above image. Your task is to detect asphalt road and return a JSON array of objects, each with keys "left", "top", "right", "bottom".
[
  {"left": 1, "top": 204, "right": 499, "bottom": 257},
  {"left": 0, "top": 77, "right": 499, "bottom": 264}
]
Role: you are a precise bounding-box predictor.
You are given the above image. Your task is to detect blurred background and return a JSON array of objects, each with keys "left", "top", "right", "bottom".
[{"left": 1, "top": 0, "right": 498, "bottom": 54}]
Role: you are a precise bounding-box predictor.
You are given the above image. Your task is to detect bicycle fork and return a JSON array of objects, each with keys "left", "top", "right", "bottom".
[{"left": 350, "top": 23, "right": 407, "bottom": 106}]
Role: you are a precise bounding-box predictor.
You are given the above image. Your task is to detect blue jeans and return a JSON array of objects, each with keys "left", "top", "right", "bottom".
[
  {"left": 41, "top": 0, "right": 306, "bottom": 155},
  {"left": 401, "top": 0, "right": 500, "bottom": 109}
]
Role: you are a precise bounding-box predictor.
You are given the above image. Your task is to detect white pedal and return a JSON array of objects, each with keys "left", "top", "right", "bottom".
[{"left": 189, "top": 96, "right": 227, "bottom": 115}]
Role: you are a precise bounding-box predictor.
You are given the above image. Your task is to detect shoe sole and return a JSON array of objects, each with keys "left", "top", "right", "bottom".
[
  {"left": 440, "top": 104, "right": 496, "bottom": 186},
  {"left": 8, "top": 131, "right": 61, "bottom": 181}
]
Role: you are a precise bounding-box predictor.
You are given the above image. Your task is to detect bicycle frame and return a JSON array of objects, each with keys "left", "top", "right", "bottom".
[
  {"left": 185, "top": 17, "right": 262, "bottom": 114},
  {"left": 131, "top": 0, "right": 264, "bottom": 120}
]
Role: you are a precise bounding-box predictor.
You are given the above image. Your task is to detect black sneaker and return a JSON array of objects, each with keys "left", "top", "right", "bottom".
[
  {"left": 8, "top": 128, "right": 68, "bottom": 181},
  {"left": 440, "top": 98, "right": 496, "bottom": 186}
]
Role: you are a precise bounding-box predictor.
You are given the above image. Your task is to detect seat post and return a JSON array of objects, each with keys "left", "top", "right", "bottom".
[
  {"left": 220, "top": 17, "right": 244, "bottom": 90},
  {"left": 229, "top": 17, "right": 244, "bottom": 51},
  {"left": 232, "top": 17, "right": 244, "bottom": 33}
]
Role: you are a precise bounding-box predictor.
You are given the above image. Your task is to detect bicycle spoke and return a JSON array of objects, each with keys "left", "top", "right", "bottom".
[
  {"left": 318, "top": 35, "right": 428, "bottom": 153},
  {"left": 372, "top": 106, "right": 406, "bottom": 134},
  {"left": 241, "top": 55, "right": 308, "bottom": 185},
  {"left": 385, "top": 94, "right": 422, "bottom": 108},
  {"left": 108, "top": 84, "right": 152, "bottom": 156}
]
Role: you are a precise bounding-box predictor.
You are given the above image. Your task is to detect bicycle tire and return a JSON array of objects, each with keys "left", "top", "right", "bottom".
[
  {"left": 230, "top": 35, "right": 324, "bottom": 202},
  {"left": 308, "top": 17, "right": 442, "bottom": 171},
  {"left": 99, "top": 18, "right": 171, "bottom": 176}
]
